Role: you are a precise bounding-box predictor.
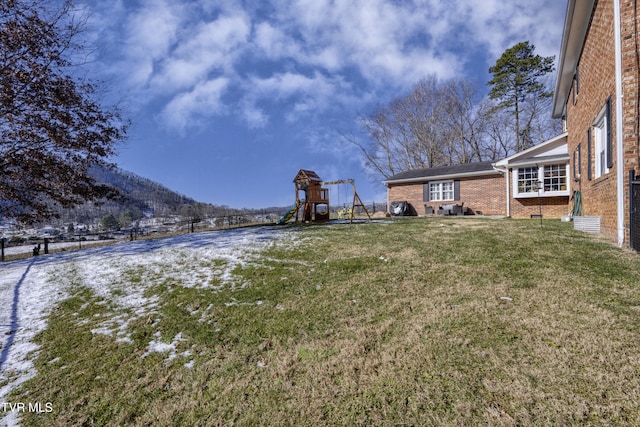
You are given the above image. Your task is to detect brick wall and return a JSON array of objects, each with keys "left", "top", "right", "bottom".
[
  {"left": 387, "top": 173, "right": 570, "bottom": 218},
  {"left": 387, "top": 183, "right": 424, "bottom": 215},
  {"left": 564, "top": 0, "right": 640, "bottom": 244},
  {"left": 510, "top": 196, "right": 571, "bottom": 218},
  {"left": 455, "top": 175, "right": 505, "bottom": 215},
  {"left": 387, "top": 174, "right": 506, "bottom": 216}
]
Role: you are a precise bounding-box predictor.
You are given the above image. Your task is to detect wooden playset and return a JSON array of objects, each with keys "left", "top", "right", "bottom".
[{"left": 277, "top": 169, "right": 370, "bottom": 224}]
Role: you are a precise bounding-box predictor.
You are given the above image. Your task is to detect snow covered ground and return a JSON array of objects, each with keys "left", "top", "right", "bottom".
[{"left": 0, "top": 226, "right": 297, "bottom": 426}]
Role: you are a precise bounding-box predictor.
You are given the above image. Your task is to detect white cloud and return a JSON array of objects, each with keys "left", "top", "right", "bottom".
[
  {"left": 85, "top": 0, "right": 566, "bottom": 133},
  {"left": 121, "top": 0, "right": 184, "bottom": 87},
  {"left": 450, "top": 0, "right": 565, "bottom": 63},
  {"left": 112, "top": 2, "right": 252, "bottom": 130},
  {"left": 254, "top": 0, "right": 463, "bottom": 87},
  {"left": 252, "top": 0, "right": 564, "bottom": 89},
  {"left": 253, "top": 22, "right": 302, "bottom": 61},
  {"left": 239, "top": 100, "right": 269, "bottom": 129},
  {"left": 151, "top": 13, "right": 251, "bottom": 91},
  {"left": 237, "top": 72, "right": 324, "bottom": 127},
  {"left": 242, "top": 70, "right": 363, "bottom": 124},
  {"left": 251, "top": 72, "right": 331, "bottom": 98},
  {"left": 160, "top": 78, "right": 230, "bottom": 132}
]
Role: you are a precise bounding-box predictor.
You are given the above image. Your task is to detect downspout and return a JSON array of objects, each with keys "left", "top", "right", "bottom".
[
  {"left": 505, "top": 168, "right": 510, "bottom": 217},
  {"left": 614, "top": 0, "right": 626, "bottom": 247},
  {"left": 386, "top": 183, "right": 390, "bottom": 215}
]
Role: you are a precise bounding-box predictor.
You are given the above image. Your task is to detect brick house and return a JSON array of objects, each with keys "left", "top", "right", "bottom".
[
  {"left": 385, "top": 134, "right": 572, "bottom": 219},
  {"left": 552, "top": 0, "right": 640, "bottom": 248},
  {"left": 385, "top": 162, "right": 505, "bottom": 216}
]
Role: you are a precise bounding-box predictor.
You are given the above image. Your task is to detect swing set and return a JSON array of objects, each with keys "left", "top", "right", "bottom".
[
  {"left": 323, "top": 178, "right": 369, "bottom": 221},
  {"left": 277, "top": 169, "right": 371, "bottom": 224}
]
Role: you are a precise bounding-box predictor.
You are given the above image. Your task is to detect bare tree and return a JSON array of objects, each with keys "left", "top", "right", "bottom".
[
  {"left": 479, "top": 101, "right": 514, "bottom": 160},
  {"left": 350, "top": 56, "right": 562, "bottom": 181},
  {"left": 347, "top": 75, "right": 486, "bottom": 179},
  {"left": 440, "top": 80, "right": 485, "bottom": 164},
  {"left": 0, "top": 0, "right": 128, "bottom": 223}
]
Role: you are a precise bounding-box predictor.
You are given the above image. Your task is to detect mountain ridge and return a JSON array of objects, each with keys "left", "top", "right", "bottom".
[{"left": 45, "top": 166, "right": 232, "bottom": 227}]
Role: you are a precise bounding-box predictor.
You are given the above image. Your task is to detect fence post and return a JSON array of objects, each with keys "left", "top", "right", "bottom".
[
  {"left": 44, "top": 238, "right": 49, "bottom": 254},
  {"left": 1, "top": 238, "right": 4, "bottom": 262},
  {"left": 630, "top": 169, "right": 639, "bottom": 251}
]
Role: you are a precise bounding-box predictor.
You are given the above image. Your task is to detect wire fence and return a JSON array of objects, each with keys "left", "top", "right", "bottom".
[{"left": 1, "top": 202, "right": 389, "bottom": 261}]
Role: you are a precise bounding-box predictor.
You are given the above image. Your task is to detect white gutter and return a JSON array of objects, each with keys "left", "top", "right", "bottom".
[
  {"left": 507, "top": 156, "right": 570, "bottom": 168},
  {"left": 386, "top": 184, "right": 390, "bottom": 213},
  {"left": 505, "top": 167, "right": 510, "bottom": 217},
  {"left": 552, "top": 1, "right": 597, "bottom": 118},
  {"left": 614, "top": 0, "right": 625, "bottom": 247},
  {"left": 492, "top": 164, "right": 510, "bottom": 217}
]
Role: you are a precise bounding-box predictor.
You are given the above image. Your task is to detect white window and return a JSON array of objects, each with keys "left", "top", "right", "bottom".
[
  {"left": 514, "top": 163, "right": 570, "bottom": 198},
  {"left": 518, "top": 167, "right": 538, "bottom": 194},
  {"left": 544, "top": 164, "right": 568, "bottom": 192},
  {"left": 594, "top": 102, "right": 610, "bottom": 178},
  {"left": 429, "top": 181, "right": 454, "bottom": 201}
]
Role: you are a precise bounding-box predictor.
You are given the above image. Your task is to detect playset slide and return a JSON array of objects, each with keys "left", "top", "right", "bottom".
[{"left": 276, "top": 203, "right": 301, "bottom": 224}]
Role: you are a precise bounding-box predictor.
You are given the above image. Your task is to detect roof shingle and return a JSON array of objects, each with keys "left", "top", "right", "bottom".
[{"left": 385, "top": 161, "right": 498, "bottom": 183}]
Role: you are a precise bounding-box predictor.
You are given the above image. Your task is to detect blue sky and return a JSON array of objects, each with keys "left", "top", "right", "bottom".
[{"left": 81, "top": 0, "right": 568, "bottom": 209}]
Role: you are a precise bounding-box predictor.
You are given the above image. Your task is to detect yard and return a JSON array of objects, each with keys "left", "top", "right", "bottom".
[{"left": 2, "top": 218, "right": 640, "bottom": 426}]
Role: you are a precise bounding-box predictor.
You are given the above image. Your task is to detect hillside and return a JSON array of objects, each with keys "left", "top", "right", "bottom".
[
  {"left": 44, "top": 166, "right": 250, "bottom": 228},
  {"left": 91, "top": 166, "right": 203, "bottom": 215}
]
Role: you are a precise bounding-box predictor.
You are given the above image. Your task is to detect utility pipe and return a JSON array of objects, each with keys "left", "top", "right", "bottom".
[
  {"left": 491, "top": 165, "right": 509, "bottom": 217},
  {"left": 614, "top": 0, "right": 626, "bottom": 247},
  {"left": 505, "top": 167, "right": 510, "bottom": 217}
]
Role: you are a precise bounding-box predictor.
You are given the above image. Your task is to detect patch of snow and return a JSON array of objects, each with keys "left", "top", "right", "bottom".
[
  {"left": 143, "top": 332, "right": 188, "bottom": 362},
  {"left": 0, "top": 225, "right": 297, "bottom": 425}
]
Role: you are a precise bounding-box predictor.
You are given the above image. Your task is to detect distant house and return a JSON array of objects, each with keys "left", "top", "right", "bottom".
[
  {"left": 384, "top": 134, "right": 572, "bottom": 219},
  {"left": 385, "top": 161, "right": 505, "bottom": 217},
  {"left": 552, "top": 0, "right": 640, "bottom": 248}
]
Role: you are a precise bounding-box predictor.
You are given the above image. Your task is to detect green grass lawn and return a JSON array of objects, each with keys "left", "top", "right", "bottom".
[{"left": 10, "top": 218, "right": 640, "bottom": 426}]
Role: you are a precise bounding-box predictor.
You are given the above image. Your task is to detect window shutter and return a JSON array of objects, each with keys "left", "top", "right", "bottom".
[
  {"left": 423, "top": 183, "right": 430, "bottom": 202},
  {"left": 454, "top": 180, "right": 460, "bottom": 200},
  {"left": 587, "top": 128, "right": 592, "bottom": 180},
  {"left": 606, "top": 96, "right": 613, "bottom": 169}
]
